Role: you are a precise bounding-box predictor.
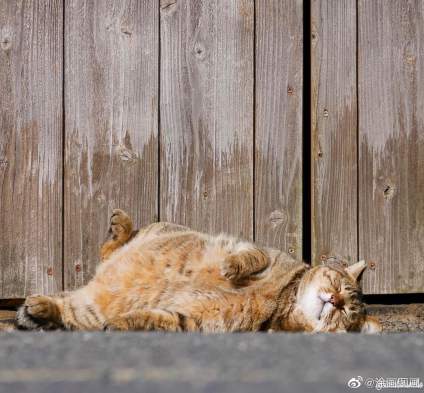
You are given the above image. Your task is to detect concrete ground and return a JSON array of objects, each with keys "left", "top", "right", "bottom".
[
  {"left": 0, "top": 306, "right": 423, "bottom": 392},
  {"left": 0, "top": 332, "right": 423, "bottom": 393}
]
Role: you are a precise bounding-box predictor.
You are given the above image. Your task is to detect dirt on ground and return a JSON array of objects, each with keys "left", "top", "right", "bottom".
[{"left": 367, "top": 304, "right": 424, "bottom": 333}]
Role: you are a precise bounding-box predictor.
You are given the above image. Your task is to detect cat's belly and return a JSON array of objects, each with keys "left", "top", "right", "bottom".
[{"left": 88, "top": 244, "right": 269, "bottom": 331}]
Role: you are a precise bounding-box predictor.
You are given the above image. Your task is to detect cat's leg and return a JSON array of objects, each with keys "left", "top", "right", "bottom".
[
  {"left": 17, "top": 292, "right": 104, "bottom": 331},
  {"left": 100, "top": 211, "right": 193, "bottom": 261},
  {"left": 100, "top": 209, "right": 135, "bottom": 261},
  {"left": 104, "top": 309, "right": 198, "bottom": 332},
  {"left": 222, "top": 241, "right": 270, "bottom": 281},
  {"left": 16, "top": 295, "right": 64, "bottom": 330}
]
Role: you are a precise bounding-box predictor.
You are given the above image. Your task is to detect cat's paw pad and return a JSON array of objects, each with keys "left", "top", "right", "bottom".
[
  {"left": 109, "top": 209, "right": 133, "bottom": 240},
  {"left": 16, "top": 296, "right": 59, "bottom": 330},
  {"left": 221, "top": 256, "right": 244, "bottom": 281}
]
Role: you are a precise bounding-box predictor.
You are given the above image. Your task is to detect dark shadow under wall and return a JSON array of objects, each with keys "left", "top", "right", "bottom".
[{"left": 302, "top": 0, "right": 312, "bottom": 264}]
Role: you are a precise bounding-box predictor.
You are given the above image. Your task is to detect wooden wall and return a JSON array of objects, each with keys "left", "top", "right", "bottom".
[
  {"left": 64, "top": 0, "right": 159, "bottom": 289},
  {"left": 0, "top": 0, "right": 63, "bottom": 297},
  {"left": 1, "top": 0, "right": 423, "bottom": 297},
  {"left": 311, "top": 0, "right": 424, "bottom": 294}
]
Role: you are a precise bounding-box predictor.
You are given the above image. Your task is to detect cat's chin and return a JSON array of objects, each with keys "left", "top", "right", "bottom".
[
  {"left": 317, "top": 292, "right": 335, "bottom": 320},
  {"left": 297, "top": 287, "right": 330, "bottom": 322},
  {"left": 318, "top": 301, "right": 334, "bottom": 320}
]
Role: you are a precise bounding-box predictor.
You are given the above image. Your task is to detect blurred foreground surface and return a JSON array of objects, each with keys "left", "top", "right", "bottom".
[{"left": 0, "top": 332, "right": 423, "bottom": 393}]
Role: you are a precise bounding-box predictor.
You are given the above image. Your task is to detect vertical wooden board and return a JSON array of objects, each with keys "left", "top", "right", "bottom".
[
  {"left": 0, "top": 1, "right": 63, "bottom": 297},
  {"left": 255, "top": 0, "right": 303, "bottom": 257},
  {"left": 359, "top": 1, "right": 424, "bottom": 294},
  {"left": 65, "top": 0, "right": 158, "bottom": 289},
  {"left": 311, "top": 0, "right": 357, "bottom": 265},
  {"left": 160, "top": 0, "right": 254, "bottom": 239}
]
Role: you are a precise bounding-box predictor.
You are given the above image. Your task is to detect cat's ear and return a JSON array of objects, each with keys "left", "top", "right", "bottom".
[
  {"left": 361, "top": 316, "right": 382, "bottom": 334},
  {"left": 345, "top": 260, "right": 367, "bottom": 281}
]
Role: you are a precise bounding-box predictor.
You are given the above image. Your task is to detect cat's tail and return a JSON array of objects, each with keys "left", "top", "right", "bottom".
[{"left": 0, "top": 321, "right": 16, "bottom": 331}]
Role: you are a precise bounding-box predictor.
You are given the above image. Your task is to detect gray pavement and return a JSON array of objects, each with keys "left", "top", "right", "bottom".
[{"left": 0, "top": 332, "right": 423, "bottom": 393}]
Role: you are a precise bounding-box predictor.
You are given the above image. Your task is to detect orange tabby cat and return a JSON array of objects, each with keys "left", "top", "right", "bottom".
[{"left": 17, "top": 210, "right": 381, "bottom": 333}]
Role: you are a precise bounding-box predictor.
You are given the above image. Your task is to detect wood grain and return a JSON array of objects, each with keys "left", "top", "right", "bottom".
[
  {"left": 64, "top": 0, "right": 158, "bottom": 289},
  {"left": 255, "top": 0, "right": 303, "bottom": 256},
  {"left": 311, "top": 0, "right": 358, "bottom": 266},
  {"left": 0, "top": 0, "right": 63, "bottom": 297},
  {"left": 1, "top": 0, "right": 423, "bottom": 298},
  {"left": 358, "top": 0, "right": 424, "bottom": 294},
  {"left": 160, "top": 0, "right": 254, "bottom": 239}
]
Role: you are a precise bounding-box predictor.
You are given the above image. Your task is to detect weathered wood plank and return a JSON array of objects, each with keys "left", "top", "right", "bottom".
[
  {"left": 64, "top": 0, "right": 158, "bottom": 289},
  {"left": 359, "top": 0, "right": 424, "bottom": 294},
  {"left": 311, "top": 0, "right": 358, "bottom": 266},
  {"left": 160, "top": 0, "right": 254, "bottom": 239},
  {"left": 255, "top": 0, "right": 303, "bottom": 257},
  {"left": 0, "top": 0, "right": 63, "bottom": 297}
]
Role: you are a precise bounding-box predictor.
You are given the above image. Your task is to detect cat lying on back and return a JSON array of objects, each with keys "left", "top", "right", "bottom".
[{"left": 17, "top": 209, "right": 381, "bottom": 333}]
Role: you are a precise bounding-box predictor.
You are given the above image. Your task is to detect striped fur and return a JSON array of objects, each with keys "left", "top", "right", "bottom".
[{"left": 16, "top": 210, "right": 381, "bottom": 333}]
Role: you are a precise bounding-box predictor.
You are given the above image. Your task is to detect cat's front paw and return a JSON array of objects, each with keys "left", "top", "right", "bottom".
[
  {"left": 25, "top": 295, "right": 56, "bottom": 319},
  {"left": 109, "top": 209, "right": 133, "bottom": 241},
  {"left": 221, "top": 256, "right": 244, "bottom": 281},
  {"left": 16, "top": 295, "right": 61, "bottom": 330}
]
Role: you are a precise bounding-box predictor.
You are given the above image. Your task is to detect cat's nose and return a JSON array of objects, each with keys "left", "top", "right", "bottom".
[{"left": 329, "top": 293, "right": 345, "bottom": 308}]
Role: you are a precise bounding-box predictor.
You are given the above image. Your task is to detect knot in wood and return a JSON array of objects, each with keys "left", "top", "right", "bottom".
[
  {"left": 161, "top": 1, "right": 177, "bottom": 13},
  {"left": 269, "top": 210, "right": 287, "bottom": 228},
  {"left": 1, "top": 37, "right": 11, "bottom": 50},
  {"left": 383, "top": 184, "right": 395, "bottom": 200},
  {"left": 116, "top": 145, "right": 137, "bottom": 163},
  {"left": 194, "top": 43, "right": 206, "bottom": 60}
]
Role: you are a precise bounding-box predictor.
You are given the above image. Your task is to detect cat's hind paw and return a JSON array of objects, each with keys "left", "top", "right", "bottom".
[
  {"left": 101, "top": 209, "right": 135, "bottom": 260},
  {"left": 109, "top": 209, "right": 133, "bottom": 242}
]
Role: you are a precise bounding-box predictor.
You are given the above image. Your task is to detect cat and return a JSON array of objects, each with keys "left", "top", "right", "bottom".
[{"left": 16, "top": 209, "right": 381, "bottom": 333}]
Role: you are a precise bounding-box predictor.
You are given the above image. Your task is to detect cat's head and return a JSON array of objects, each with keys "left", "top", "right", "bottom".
[{"left": 295, "top": 259, "right": 381, "bottom": 333}]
